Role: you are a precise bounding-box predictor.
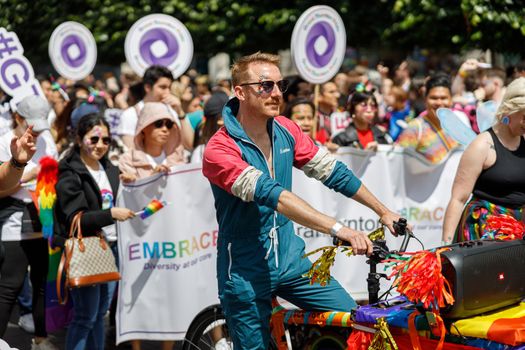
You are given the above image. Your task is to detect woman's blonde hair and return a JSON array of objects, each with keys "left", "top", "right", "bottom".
[{"left": 496, "top": 77, "right": 525, "bottom": 121}]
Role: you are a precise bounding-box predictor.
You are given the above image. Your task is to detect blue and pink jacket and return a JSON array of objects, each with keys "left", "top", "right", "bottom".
[{"left": 203, "top": 98, "right": 362, "bottom": 249}]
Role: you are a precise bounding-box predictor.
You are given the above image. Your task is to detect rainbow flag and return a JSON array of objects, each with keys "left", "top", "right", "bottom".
[
  {"left": 451, "top": 302, "right": 525, "bottom": 346},
  {"left": 36, "top": 157, "right": 57, "bottom": 239},
  {"left": 35, "top": 157, "right": 74, "bottom": 331},
  {"left": 45, "top": 244, "right": 73, "bottom": 332}
]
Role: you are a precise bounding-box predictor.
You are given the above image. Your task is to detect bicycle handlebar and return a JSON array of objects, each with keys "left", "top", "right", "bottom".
[{"left": 332, "top": 218, "right": 414, "bottom": 255}]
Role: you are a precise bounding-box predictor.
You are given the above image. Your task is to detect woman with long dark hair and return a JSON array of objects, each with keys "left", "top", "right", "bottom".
[{"left": 54, "top": 113, "right": 134, "bottom": 350}]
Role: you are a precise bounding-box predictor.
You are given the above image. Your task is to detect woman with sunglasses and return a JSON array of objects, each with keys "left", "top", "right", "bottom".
[
  {"left": 332, "top": 91, "right": 392, "bottom": 150},
  {"left": 54, "top": 113, "right": 135, "bottom": 350},
  {"left": 119, "top": 102, "right": 185, "bottom": 183}
]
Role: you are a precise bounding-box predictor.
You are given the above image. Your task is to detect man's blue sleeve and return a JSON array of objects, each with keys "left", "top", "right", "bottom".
[
  {"left": 253, "top": 173, "right": 285, "bottom": 210},
  {"left": 323, "top": 161, "right": 362, "bottom": 197}
]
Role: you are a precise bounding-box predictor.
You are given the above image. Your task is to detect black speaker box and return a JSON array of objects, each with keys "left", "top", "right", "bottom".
[{"left": 440, "top": 239, "right": 525, "bottom": 319}]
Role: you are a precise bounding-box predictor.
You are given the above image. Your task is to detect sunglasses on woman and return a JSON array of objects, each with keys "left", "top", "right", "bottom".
[
  {"left": 358, "top": 102, "right": 378, "bottom": 110},
  {"left": 153, "top": 119, "right": 175, "bottom": 129},
  {"left": 89, "top": 136, "right": 111, "bottom": 145},
  {"left": 239, "top": 79, "right": 289, "bottom": 94}
]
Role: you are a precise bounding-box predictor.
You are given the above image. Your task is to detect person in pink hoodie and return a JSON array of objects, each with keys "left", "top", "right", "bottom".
[
  {"left": 119, "top": 102, "right": 185, "bottom": 182},
  {"left": 119, "top": 101, "right": 185, "bottom": 349}
]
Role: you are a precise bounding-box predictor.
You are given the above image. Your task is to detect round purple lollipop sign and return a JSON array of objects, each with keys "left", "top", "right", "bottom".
[
  {"left": 49, "top": 22, "right": 97, "bottom": 80},
  {"left": 125, "top": 14, "right": 193, "bottom": 78},
  {"left": 291, "top": 6, "right": 346, "bottom": 84}
]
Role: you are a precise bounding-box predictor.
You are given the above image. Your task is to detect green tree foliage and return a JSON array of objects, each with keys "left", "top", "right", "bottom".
[
  {"left": 386, "top": 0, "right": 525, "bottom": 54},
  {"left": 0, "top": 0, "right": 523, "bottom": 66}
]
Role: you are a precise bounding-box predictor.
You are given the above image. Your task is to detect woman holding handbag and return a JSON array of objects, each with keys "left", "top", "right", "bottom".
[{"left": 54, "top": 113, "right": 134, "bottom": 350}]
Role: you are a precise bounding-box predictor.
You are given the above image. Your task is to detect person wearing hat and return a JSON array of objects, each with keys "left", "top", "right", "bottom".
[
  {"left": 117, "top": 65, "right": 194, "bottom": 152},
  {"left": 0, "top": 95, "right": 58, "bottom": 350},
  {"left": 118, "top": 101, "right": 184, "bottom": 350},
  {"left": 190, "top": 91, "right": 229, "bottom": 162},
  {"left": 119, "top": 102, "right": 185, "bottom": 182}
]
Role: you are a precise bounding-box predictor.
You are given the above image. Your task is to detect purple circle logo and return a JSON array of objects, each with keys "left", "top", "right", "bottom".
[
  {"left": 60, "top": 34, "right": 87, "bottom": 68},
  {"left": 139, "top": 28, "right": 179, "bottom": 66},
  {"left": 305, "top": 21, "right": 336, "bottom": 68}
]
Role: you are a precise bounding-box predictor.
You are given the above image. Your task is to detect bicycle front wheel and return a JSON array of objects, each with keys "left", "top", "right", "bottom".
[{"left": 182, "top": 304, "right": 232, "bottom": 350}]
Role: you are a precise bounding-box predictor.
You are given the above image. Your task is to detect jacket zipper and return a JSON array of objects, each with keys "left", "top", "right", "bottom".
[
  {"left": 240, "top": 121, "right": 280, "bottom": 267},
  {"left": 227, "top": 242, "right": 232, "bottom": 280}
]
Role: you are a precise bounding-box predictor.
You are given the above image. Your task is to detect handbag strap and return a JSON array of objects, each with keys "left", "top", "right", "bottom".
[
  {"left": 57, "top": 248, "right": 68, "bottom": 305},
  {"left": 57, "top": 240, "right": 74, "bottom": 305},
  {"left": 69, "top": 212, "right": 83, "bottom": 239},
  {"left": 58, "top": 212, "right": 83, "bottom": 305}
]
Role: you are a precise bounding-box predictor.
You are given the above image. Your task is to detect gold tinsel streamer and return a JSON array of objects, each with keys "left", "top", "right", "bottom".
[
  {"left": 303, "top": 226, "right": 385, "bottom": 286},
  {"left": 368, "top": 318, "right": 398, "bottom": 350}
]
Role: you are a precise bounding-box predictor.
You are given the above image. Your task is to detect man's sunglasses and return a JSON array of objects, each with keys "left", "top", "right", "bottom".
[
  {"left": 153, "top": 119, "right": 175, "bottom": 129},
  {"left": 239, "top": 80, "right": 289, "bottom": 94},
  {"left": 89, "top": 136, "right": 111, "bottom": 145}
]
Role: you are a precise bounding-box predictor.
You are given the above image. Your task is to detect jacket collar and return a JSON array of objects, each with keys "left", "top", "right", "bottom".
[{"left": 223, "top": 97, "right": 275, "bottom": 141}]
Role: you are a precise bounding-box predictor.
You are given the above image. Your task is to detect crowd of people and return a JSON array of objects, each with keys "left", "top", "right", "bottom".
[{"left": 0, "top": 53, "right": 524, "bottom": 350}]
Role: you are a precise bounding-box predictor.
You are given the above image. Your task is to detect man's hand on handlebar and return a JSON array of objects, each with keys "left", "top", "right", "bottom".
[
  {"left": 380, "top": 211, "right": 412, "bottom": 237},
  {"left": 336, "top": 227, "right": 373, "bottom": 256}
]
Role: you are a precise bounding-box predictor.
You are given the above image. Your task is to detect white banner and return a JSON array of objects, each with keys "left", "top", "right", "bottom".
[
  {"left": 116, "top": 146, "right": 462, "bottom": 341},
  {"left": 116, "top": 165, "right": 219, "bottom": 343},
  {"left": 293, "top": 146, "right": 461, "bottom": 300}
]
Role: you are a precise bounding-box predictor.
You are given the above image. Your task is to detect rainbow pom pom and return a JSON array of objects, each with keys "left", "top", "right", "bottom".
[{"left": 137, "top": 199, "right": 167, "bottom": 220}]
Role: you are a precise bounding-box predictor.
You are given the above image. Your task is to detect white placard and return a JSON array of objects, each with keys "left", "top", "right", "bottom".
[
  {"left": 49, "top": 21, "right": 97, "bottom": 81},
  {"left": 125, "top": 14, "right": 193, "bottom": 78},
  {"left": 291, "top": 6, "right": 346, "bottom": 84}
]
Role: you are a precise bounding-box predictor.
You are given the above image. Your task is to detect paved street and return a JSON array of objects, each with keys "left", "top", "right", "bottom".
[{"left": 3, "top": 308, "right": 183, "bottom": 350}]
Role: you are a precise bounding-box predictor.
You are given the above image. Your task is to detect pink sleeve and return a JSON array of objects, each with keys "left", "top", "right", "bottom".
[
  {"left": 275, "top": 116, "right": 319, "bottom": 168},
  {"left": 202, "top": 130, "right": 251, "bottom": 193}
]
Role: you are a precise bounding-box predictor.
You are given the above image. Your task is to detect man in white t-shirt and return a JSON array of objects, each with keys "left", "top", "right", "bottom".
[{"left": 118, "top": 65, "right": 194, "bottom": 151}]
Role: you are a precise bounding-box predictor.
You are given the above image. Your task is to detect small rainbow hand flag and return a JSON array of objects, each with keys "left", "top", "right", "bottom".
[{"left": 135, "top": 199, "right": 169, "bottom": 220}]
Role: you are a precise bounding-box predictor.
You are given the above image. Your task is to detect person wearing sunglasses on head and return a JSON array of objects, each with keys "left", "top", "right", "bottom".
[
  {"left": 54, "top": 113, "right": 135, "bottom": 350},
  {"left": 202, "top": 52, "right": 406, "bottom": 350},
  {"left": 119, "top": 102, "right": 185, "bottom": 184}
]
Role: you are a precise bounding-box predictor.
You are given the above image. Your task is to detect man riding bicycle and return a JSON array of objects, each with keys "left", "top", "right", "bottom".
[{"left": 202, "top": 52, "right": 405, "bottom": 349}]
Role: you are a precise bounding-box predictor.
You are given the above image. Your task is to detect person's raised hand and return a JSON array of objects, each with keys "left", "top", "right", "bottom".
[
  {"left": 336, "top": 227, "right": 373, "bottom": 256},
  {"left": 10, "top": 126, "right": 36, "bottom": 164},
  {"left": 111, "top": 207, "right": 135, "bottom": 221},
  {"left": 459, "top": 59, "right": 479, "bottom": 75},
  {"left": 162, "top": 94, "right": 183, "bottom": 115}
]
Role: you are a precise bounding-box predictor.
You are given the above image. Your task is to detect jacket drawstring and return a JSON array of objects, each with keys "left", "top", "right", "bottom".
[{"left": 265, "top": 213, "right": 279, "bottom": 268}]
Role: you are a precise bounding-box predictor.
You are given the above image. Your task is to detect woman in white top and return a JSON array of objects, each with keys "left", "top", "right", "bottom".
[
  {"left": 0, "top": 96, "right": 58, "bottom": 350},
  {"left": 54, "top": 113, "right": 134, "bottom": 350}
]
